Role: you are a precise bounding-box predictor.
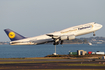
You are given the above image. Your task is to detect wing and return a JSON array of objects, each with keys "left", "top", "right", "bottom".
[{"left": 46, "top": 34, "right": 75, "bottom": 45}]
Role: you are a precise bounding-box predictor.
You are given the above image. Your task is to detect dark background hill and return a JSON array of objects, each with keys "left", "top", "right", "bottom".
[
  {"left": 1, "top": 37, "right": 105, "bottom": 45},
  {"left": 64, "top": 37, "right": 105, "bottom": 44}
]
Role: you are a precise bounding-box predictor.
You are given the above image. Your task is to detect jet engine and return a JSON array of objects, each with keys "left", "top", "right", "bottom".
[
  {"left": 67, "top": 35, "right": 75, "bottom": 40},
  {"left": 60, "top": 35, "right": 75, "bottom": 40},
  {"left": 53, "top": 35, "right": 75, "bottom": 45}
]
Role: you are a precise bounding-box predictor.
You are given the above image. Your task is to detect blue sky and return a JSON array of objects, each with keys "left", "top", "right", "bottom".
[{"left": 0, "top": 0, "right": 105, "bottom": 41}]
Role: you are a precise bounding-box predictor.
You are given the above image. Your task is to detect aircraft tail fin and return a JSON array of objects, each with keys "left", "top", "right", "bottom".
[{"left": 4, "top": 29, "right": 26, "bottom": 41}]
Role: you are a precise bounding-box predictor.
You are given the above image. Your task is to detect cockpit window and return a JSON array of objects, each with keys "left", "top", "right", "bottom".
[{"left": 94, "top": 22, "right": 96, "bottom": 24}]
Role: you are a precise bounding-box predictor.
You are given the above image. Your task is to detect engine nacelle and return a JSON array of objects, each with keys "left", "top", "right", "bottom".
[
  {"left": 60, "top": 35, "right": 75, "bottom": 40},
  {"left": 60, "top": 36, "right": 68, "bottom": 40},
  {"left": 67, "top": 35, "right": 75, "bottom": 40}
]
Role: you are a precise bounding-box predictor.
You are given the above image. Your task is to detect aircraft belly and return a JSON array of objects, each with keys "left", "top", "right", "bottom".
[
  {"left": 32, "top": 38, "right": 53, "bottom": 45},
  {"left": 10, "top": 42, "right": 35, "bottom": 45}
]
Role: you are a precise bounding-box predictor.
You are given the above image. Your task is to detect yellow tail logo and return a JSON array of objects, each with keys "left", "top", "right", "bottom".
[{"left": 8, "top": 32, "right": 15, "bottom": 39}]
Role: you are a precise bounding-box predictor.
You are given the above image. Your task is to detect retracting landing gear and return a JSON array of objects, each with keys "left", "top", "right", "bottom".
[{"left": 93, "top": 32, "right": 96, "bottom": 36}]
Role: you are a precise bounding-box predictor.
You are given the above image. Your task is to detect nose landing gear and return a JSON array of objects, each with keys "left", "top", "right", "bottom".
[{"left": 93, "top": 32, "right": 95, "bottom": 36}]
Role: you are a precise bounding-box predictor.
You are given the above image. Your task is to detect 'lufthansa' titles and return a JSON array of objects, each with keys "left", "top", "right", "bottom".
[{"left": 78, "top": 25, "right": 92, "bottom": 30}]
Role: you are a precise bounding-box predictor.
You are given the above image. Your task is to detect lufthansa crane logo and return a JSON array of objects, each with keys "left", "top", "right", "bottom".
[{"left": 8, "top": 32, "right": 15, "bottom": 39}]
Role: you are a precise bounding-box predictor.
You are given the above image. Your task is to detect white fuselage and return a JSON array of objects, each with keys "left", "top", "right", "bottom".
[{"left": 10, "top": 22, "right": 102, "bottom": 45}]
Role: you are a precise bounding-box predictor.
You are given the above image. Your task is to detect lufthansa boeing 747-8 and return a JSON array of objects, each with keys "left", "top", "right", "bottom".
[{"left": 4, "top": 22, "right": 102, "bottom": 45}]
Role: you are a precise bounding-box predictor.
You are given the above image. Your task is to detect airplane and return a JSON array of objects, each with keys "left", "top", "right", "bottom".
[{"left": 4, "top": 22, "right": 102, "bottom": 45}]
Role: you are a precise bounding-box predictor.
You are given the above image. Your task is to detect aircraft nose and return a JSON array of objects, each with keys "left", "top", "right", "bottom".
[
  {"left": 96, "top": 24, "right": 103, "bottom": 29},
  {"left": 99, "top": 24, "right": 103, "bottom": 28}
]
